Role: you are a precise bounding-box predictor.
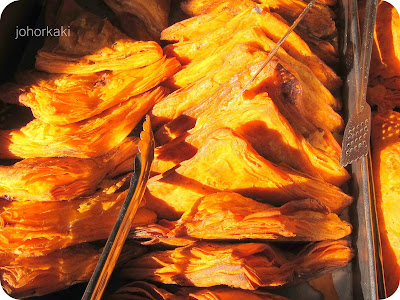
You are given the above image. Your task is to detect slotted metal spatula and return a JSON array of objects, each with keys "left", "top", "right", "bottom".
[
  {"left": 82, "top": 115, "right": 154, "bottom": 300},
  {"left": 340, "top": 0, "right": 378, "bottom": 167}
]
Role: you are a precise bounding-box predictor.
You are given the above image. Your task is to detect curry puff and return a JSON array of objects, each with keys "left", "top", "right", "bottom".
[
  {"left": 1, "top": 242, "right": 146, "bottom": 299},
  {"left": 164, "top": 28, "right": 343, "bottom": 133},
  {"left": 119, "top": 240, "right": 353, "bottom": 289},
  {"left": 150, "top": 43, "right": 267, "bottom": 129},
  {"left": 164, "top": 7, "right": 340, "bottom": 91},
  {"left": 145, "top": 128, "right": 352, "bottom": 220},
  {"left": 109, "top": 281, "right": 290, "bottom": 300},
  {"left": 135, "top": 192, "right": 352, "bottom": 245},
  {"left": 180, "top": 0, "right": 337, "bottom": 39},
  {"left": 156, "top": 49, "right": 343, "bottom": 149},
  {"left": 35, "top": 12, "right": 163, "bottom": 74},
  {"left": 0, "top": 137, "right": 138, "bottom": 201},
  {"left": 0, "top": 87, "right": 167, "bottom": 159},
  {"left": 151, "top": 67, "right": 349, "bottom": 186},
  {"left": 0, "top": 174, "right": 156, "bottom": 256},
  {"left": 1, "top": 57, "right": 179, "bottom": 125}
]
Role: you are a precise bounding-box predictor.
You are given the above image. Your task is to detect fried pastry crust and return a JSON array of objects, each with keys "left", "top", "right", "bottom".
[
  {"left": 165, "top": 28, "right": 343, "bottom": 130},
  {"left": 0, "top": 137, "right": 138, "bottom": 201},
  {"left": 152, "top": 87, "right": 348, "bottom": 185},
  {"left": 150, "top": 44, "right": 266, "bottom": 130},
  {"left": 164, "top": 8, "right": 341, "bottom": 92},
  {"left": 3, "top": 57, "right": 179, "bottom": 125},
  {"left": 35, "top": 12, "right": 163, "bottom": 74},
  {"left": 0, "top": 241, "right": 146, "bottom": 298},
  {"left": 145, "top": 128, "right": 352, "bottom": 220},
  {"left": 370, "top": 1, "right": 400, "bottom": 79},
  {"left": 0, "top": 87, "right": 167, "bottom": 159},
  {"left": 119, "top": 240, "right": 353, "bottom": 289},
  {"left": 0, "top": 174, "right": 156, "bottom": 256},
  {"left": 179, "top": 0, "right": 336, "bottom": 38},
  {"left": 135, "top": 192, "right": 352, "bottom": 245}
]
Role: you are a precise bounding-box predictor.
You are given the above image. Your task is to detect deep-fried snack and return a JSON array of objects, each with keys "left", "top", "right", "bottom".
[
  {"left": 0, "top": 137, "right": 138, "bottom": 201},
  {"left": 0, "top": 241, "right": 146, "bottom": 298},
  {"left": 145, "top": 128, "right": 352, "bottom": 220},
  {"left": 104, "top": 0, "right": 171, "bottom": 40},
  {"left": 0, "top": 87, "right": 167, "bottom": 159},
  {"left": 260, "top": 0, "right": 337, "bottom": 38},
  {"left": 299, "top": 34, "right": 339, "bottom": 67},
  {"left": 164, "top": 8, "right": 341, "bottom": 91},
  {"left": 159, "top": 50, "right": 343, "bottom": 145},
  {"left": 109, "top": 281, "right": 290, "bottom": 300},
  {"left": 150, "top": 44, "right": 266, "bottom": 130},
  {"left": 294, "top": 240, "right": 354, "bottom": 279},
  {"left": 260, "top": 62, "right": 342, "bottom": 158},
  {"left": 152, "top": 88, "right": 348, "bottom": 185},
  {"left": 369, "top": 1, "right": 400, "bottom": 79},
  {"left": 0, "top": 174, "right": 156, "bottom": 256},
  {"left": 35, "top": 12, "right": 163, "bottom": 74},
  {"left": 119, "top": 240, "right": 353, "bottom": 289},
  {"left": 163, "top": 1, "right": 338, "bottom": 67},
  {"left": 121, "top": 241, "right": 293, "bottom": 289},
  {"left": 162, "top": 1, "right": 255, "bottom": 41},
  {"left": 371, "top": 110, "right": 400, "bottom": 295},
  {"left": 155, "top": 56, "right": 343, "bottom": 164},
  {"left": 179, "top": 0, "right": 336, "bottom": 39},
  {"left": 135, "top": 192, "right": 352, "bottom": 245},
  {"left": 165, "top": 28, "right": 343, "bottom": 130},
  {"left": 2, "top": 57, "right": 180, "bottom": 125}
]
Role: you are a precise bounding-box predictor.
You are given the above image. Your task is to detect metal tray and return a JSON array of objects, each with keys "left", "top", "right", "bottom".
[{"left": 0, "top": 0, "right": 384, "bottom": 299}]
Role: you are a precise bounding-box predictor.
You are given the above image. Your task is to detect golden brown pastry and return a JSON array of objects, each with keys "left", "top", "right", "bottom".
[
  {"left": 152, "top": 85, "right": 348, "bottom": 185},
  {"left": 145, "top": 128, "right": 352, "bottom": 220},
  {"left": 120, "top": 241, "right": 293, "bottom": 289},
  {"left": 104, "top": 0, "right": 171, "bottom": 40},
  {"left": 164, "top": 28, "right": 343, "bottom": 133},
  {"left": 0, "top": 175, "right": 156, "bottom": 256},
  {"left": 109, "top": 281, "right": 291, "bottom": 300},
  {"left": 150, "top": 43, "right": 266, "bottom": 130},
  {"left": 369, "top": 1, "right": 400, "bottom": 79},
  {"left": 164, "top": 8, "right": 341, "bottom": 92},
  {"left": 35, "top": 12, "right": 163, "bottom": 74},
  {"left": 180, "top": 0, "right": 337, "bottom": 36},
  {"left": 1, "top": 241, "right": 146, "bottom": 298},
  {"left": 119, "top": 240, "right": 353, "bottom": 289},
  {"left": 0, "top": 137, "right": 138, "bottom": 201},
  {"left": 371, "top": 110, "right": 400, "bottom": 296},
  {"left": 1, "top": 57, "right": 180, "bottom": 125},
  {"left": 135, "top": 192, "right": 352, "bottom": 245},
  {"left": 0, "top": 87, "right": 167, "bottom": 159},
  {"left": 294, "top": 240, "right": 354, "bottom": 279}
]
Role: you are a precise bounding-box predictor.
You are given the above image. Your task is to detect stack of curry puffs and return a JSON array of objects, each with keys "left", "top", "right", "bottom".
[
  {"left": 0, "top": 7, "right": 180, "bottom": 298},
  {"left": 116, "top": 0, "right": 354, "bottom": 298},
  {"left": 0, "top": 0, "right": 356, "bottom": 298}
]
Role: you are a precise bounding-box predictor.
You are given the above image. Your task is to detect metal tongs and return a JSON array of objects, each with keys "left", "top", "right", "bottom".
[
  {"left": 82, "top": 115, "right": 155, "bottom": 300},
  {"left": 340, "top": 0, "right": 378, "bottom": 167},
  {"left": 235, "top": 0, "right": 317, "bottom": 100}
]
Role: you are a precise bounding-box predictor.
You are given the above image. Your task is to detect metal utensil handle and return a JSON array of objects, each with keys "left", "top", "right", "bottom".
[
  {"left": 82, "top": 154, "right": 143, "bottom": 300},
  {"left": 235, "top": 0, "right": 317, "bottom": 100},
  {"left": 357, "top": 0, "right": 378, "bottom": 113}
]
